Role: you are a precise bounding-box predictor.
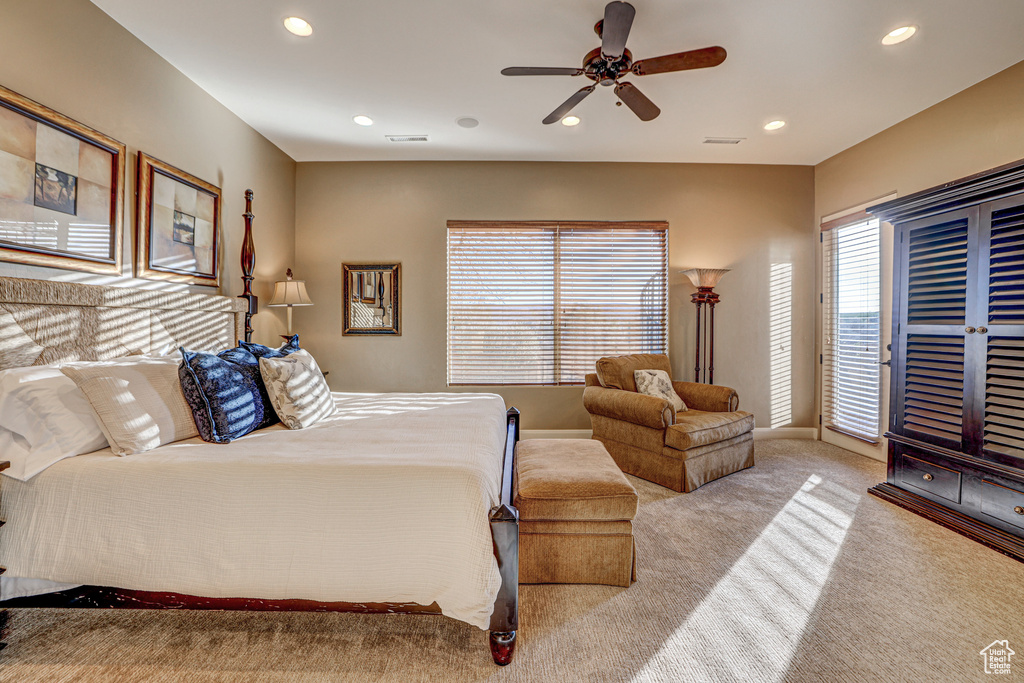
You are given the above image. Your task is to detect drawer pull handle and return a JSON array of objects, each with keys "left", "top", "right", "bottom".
[
  {"left": 977, "top": 326, "right": 988, "bottom": 334},
  {"left": 1015, "top": 506, "right": 1024, "bottom": 516},
  {"left": 922, "top": 473, "right": 934, "bottom": 482},
  {"left": 965, "top": 327, "right": 976, "bottom": 334}
]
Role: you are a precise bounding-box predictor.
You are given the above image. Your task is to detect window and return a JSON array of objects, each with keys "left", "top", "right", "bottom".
[
  {"left": 447, "top": 221, "right": 668, "bottom": 385},
  {"left": 822, "top": 218, "right": 882, "bottom": 441}
]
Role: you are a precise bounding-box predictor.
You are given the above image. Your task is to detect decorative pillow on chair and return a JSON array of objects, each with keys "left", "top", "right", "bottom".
[
  {"left": 634, "top": 369, "right": 687, "bottom": 413},
  {"left": 238, "top": 335, "right": 300, "bottom": 360},
  {"left": 62, "top": 357, "right": 198, "bottom": 456},
  {"left": 178, "top": 346, "right": 279, "bottom": 443},
  {"left": 259, "top": 349, "right": 335, "bottom": 429}
]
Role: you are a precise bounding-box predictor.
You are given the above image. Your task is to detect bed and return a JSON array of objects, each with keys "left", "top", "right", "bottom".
[{"left": 0, "top": 249, "right": 520, "bottom": 664}]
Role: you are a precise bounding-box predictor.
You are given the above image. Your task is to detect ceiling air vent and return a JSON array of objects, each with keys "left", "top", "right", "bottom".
[
  {"left": 386, "top": 135, "right": 430, "bottom": 143},
  {"left": 703, "top": 137, "right": 745, "bottom": 145}
]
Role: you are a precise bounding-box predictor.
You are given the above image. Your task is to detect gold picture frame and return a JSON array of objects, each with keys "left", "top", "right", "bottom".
[
  {"left": 135, "top": 152, "right": 221, "bottom": 287},
  {"left": 0, "top": 84, "right": 125, "bottom": 274}
]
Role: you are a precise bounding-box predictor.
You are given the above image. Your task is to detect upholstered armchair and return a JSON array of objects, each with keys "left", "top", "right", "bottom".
[{"left": 583, "top": 354, "right": 755, "bottom": 493}]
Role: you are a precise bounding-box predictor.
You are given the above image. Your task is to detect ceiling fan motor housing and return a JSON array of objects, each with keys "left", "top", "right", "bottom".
[{"left": 583, "top": 47, "right": 632, "bottom": 85}]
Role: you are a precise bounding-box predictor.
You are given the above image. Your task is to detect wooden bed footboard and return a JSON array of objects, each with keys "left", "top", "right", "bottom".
[
  {"left": 488, "top": 406, "right": 520, "bottom": 665},
  {"left": 0, "top": 408, "right": 522, "bottom": 665}
]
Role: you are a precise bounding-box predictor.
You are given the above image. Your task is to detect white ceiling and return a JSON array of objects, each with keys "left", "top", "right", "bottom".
[{"left": 90, "top": 0, "right": 1024, "bottom": 165}]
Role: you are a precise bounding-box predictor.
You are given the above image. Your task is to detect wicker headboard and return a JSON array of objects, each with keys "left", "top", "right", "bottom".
[{"left": 0, "top": 277, "right": 246, "bottom": 370}]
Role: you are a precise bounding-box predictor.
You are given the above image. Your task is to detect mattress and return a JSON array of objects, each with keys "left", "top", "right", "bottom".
[{"left": 0, "top": 392, "right": 508, "bottom": 629}]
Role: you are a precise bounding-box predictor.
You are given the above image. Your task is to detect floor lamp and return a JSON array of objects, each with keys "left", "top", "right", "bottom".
[{"left": 682, "top": 268, "right": 730, "bottom": 385}]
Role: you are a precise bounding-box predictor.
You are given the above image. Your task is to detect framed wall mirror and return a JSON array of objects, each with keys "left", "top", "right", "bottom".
[{"left": 342, "top": 263, "right": 400, "bottom": 335}]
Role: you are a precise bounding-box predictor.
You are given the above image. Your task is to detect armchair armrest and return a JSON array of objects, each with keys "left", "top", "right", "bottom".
[
  {"left": 583, "top": 385, "right": 675, "bottom": 429},
  {"left": 672, "top": 381, "right": 739, "bottom": 412}
]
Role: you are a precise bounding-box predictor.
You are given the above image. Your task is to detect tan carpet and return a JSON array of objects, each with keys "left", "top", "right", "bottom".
[{"left": 2, "top": 440, "right": 1022, "bottom": 682}]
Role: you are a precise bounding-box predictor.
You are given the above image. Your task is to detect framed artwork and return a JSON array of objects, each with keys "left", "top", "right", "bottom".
[
  {"left": 136, "top": 152, "right": 220, "bottom": 287},
  {"left": 342, "top": 263, "right": 400, "bottom": 335},
  {"left": 0, "top": 84, "right": 125, "bottom": 274}
]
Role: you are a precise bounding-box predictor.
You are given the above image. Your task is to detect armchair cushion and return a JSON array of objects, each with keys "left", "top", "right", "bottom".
[
  {"left": 583, "top": 385, "right": 674, "bottom": 430},
  {"left": 666, "top": 410, "right": 755, "bottom": 450},
  {"left": 672, "top": 381, "right": 739, "bottom": 412},
  {"left": 595, "top": 354, "right": 671, "bottom": 392}
]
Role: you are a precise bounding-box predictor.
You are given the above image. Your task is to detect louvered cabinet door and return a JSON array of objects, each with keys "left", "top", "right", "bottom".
[
  {"left": 977, "top": 197, "right": 1024, "bottom": 467},
  {"left": 892, "top": 207, "right": 981, "bottom": 451}
]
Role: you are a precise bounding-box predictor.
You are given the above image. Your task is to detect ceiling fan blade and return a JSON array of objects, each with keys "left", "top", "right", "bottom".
[
  {"left": 501, "top": 67, "right": 585, "bottom": 76},
  {"left": 614, "top": 82, "right": 660, "bottom": 121},
  {"left": 601, "top": 1, "right": 635, "bottom": 59},
  {"left": 542, "top": 85, "right": 596, "bottom": 124},
  {"left": 632, "top": 46, "right": 727, "bottom": 76}
]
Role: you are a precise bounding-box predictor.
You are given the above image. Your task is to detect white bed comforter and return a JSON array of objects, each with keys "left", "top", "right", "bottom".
[{"left": 0, "top": 392, "right": 508, "bottom": 629}]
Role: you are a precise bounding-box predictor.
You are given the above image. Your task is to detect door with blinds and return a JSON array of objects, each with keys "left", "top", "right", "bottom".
[
  {"left": 821, "top": 216, "right": 890, "bottom": 460},
  {"left": 890, "top": 206, "right": 981, "bottom": 453}
]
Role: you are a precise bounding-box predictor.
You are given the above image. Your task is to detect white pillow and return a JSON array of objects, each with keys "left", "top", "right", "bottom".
[
  {"left": 634, "top": 369, "right": 686, "bottom": 413},
  {"left": 0, "top": 365, "right": 109, "bottom": 480},
  {"left": 259, "top": 349, "right": 335, "bottom": 429},
  {"left": 61, "top": 356, "right": 198, "bottom": 456}
]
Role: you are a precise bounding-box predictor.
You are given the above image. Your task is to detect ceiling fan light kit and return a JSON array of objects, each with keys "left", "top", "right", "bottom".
[{"left": 501, "top": 1, "right": 726, "bottom": 123}]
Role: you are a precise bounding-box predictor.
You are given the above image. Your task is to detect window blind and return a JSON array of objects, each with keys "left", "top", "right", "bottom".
[
  {"left": 447, "top": 221, "right": 668, "bottom": 385},
  {"left": 822, "top": 218, "right": 882, "bottom": 441}
]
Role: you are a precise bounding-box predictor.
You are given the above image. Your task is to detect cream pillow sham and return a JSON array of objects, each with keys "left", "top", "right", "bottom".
[
  {"left": 258, "top": 349, "right": 335, "bottom": 429},
  {"left": 62, "top": 356, "right": 198, "bottom": 455},
  {"left": 634, "top": 369, "right": 686, "bottom": 412},
  {"left": 0, "top": 365, "right": 108, "bottom": 479}
]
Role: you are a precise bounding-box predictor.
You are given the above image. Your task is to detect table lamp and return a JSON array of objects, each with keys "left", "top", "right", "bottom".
[{"left": 268, "top": 268, "right": 313, "bottom": 336}]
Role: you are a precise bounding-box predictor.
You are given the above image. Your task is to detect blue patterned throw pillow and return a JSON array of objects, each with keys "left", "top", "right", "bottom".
[
  {"left": 178, "top": 346, "right": 279, "bottom": 443},
  {"left": 238, "top": 334, "right": 300, "bottom": 360}
]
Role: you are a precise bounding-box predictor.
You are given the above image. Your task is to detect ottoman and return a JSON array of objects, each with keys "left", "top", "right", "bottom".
[{"left": 514, "top": 439, "right": 638, "bottom": 587}]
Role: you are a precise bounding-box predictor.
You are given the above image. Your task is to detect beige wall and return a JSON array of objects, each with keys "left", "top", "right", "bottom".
[
  {"left": 815, "top": 60, "right": 1024, "bottom": 219},
  {"left": 0, "top": 0, "right": 296, "bottom": 344},
  {"left": 295, "top": 161, "right": 815, "bottom": 430}
]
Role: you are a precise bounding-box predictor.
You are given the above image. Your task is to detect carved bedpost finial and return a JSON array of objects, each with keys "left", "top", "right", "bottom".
[{"left": 239, "top": 189, "right": 258, "bottom": 342}]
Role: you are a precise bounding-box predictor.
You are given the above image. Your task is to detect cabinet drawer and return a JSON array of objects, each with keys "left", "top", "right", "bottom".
[
  {"left": 981, "top": 480, "right": 1024, "bottom": 530},
  {"left": 899, "top": 454, "right": 962, "bottom": 503}
]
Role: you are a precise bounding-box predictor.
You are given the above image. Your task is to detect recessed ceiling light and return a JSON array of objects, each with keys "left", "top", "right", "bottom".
[
  {"left": 352, "top": 115, "right": 374, "bottom": 127},
  {"left": 283, "top": 17, "right": 313, "bottom": 37},
  {"left": 882, "top": 25, "right": 917, "bottom": 45},
  {"left": 456, "top": 117, "right": 479, "bottom": 129},
  {"left": 561, "top": 116, "right": 581, "bottom": 127},
  {"left": 763, "top": 120, "right": 786, "bottom": 131}
]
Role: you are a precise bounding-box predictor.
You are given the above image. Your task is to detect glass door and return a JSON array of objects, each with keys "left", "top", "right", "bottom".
[{"left": 822, "top": 217, "right": 887, "bottom": 459}]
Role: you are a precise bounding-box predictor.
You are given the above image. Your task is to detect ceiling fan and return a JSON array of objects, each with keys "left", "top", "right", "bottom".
[{"left": 501, "top": 1, "right": 726, "bottom": 124}]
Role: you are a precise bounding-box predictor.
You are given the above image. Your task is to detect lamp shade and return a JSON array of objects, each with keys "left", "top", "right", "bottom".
[
  {"left": 681, "top": 268, "right": 730, "bottom": 289},
  {"left": 268, "top": 279, "right": 313, "bottom": 307}
]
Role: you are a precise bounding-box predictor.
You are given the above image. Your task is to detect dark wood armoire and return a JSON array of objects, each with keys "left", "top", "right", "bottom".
[{"left": 868, "top": 158, "right": 1024, "bottom": 561}]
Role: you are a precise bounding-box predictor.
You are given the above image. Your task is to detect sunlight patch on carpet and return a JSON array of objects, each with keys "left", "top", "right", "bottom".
[{"left": 630, "top": 474, "right": 859, "bottom": 682}]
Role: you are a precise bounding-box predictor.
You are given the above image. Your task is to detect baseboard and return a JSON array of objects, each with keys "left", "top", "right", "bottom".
[
  {"left": 753, "top": 427, "right": 818, "bottom": 440},
  {"left": 521, "top": 429, "right": 593, "bottom": 440},
  {"left": 523, "top": 428, "right": 817, "bottom": 441}
]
